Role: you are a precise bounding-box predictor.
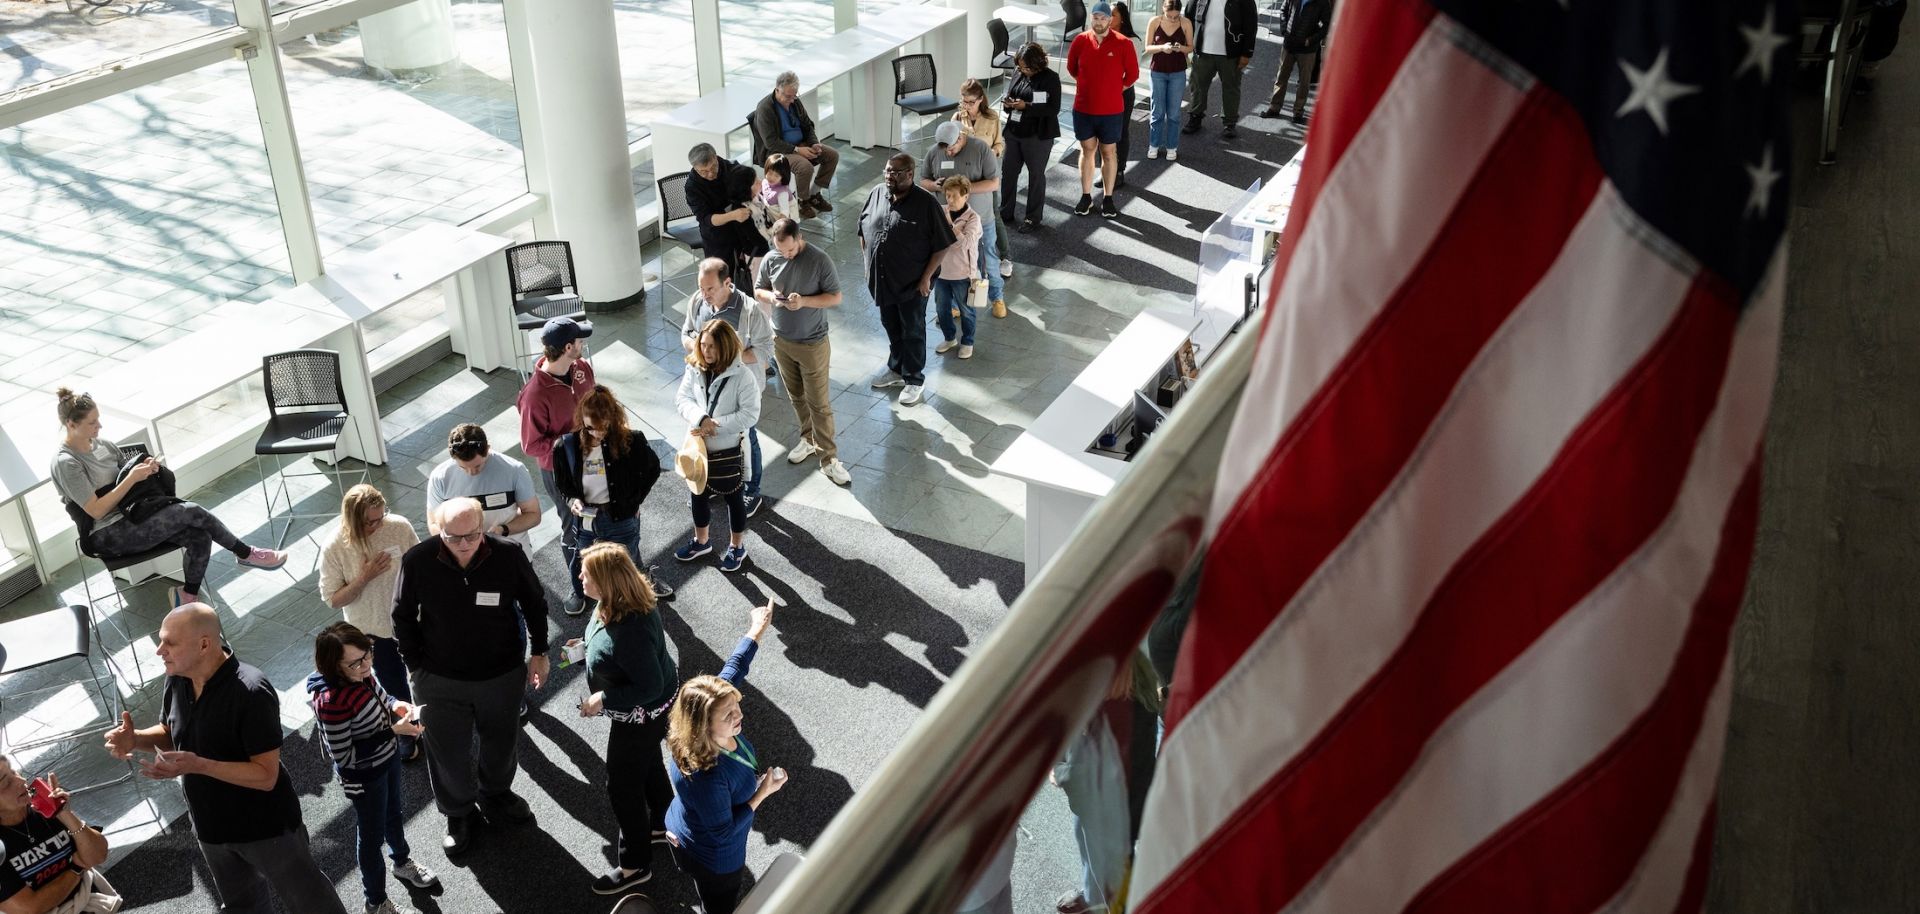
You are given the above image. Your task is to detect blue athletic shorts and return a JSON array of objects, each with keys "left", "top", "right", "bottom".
[{"left": 1073, "top": 111, "right": 1124, "bottom": 145}]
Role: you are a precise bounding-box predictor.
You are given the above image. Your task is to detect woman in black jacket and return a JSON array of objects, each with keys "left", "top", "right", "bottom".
[
  {"left": 999, "top": 43, "right": 1063, "bottom": 232},
  {"left": 554, "top": 385, "right": 672, "bottom": 603}
]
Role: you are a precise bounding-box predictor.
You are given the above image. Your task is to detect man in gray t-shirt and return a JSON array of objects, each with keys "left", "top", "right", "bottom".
[
  {"left": 920, "top": 121, "right": 1005, "bottom": 311},
  {"left": 426, "top": 424, "right": 541, "bottom": 550},
  {"left": 753, "top": 218, "right": 853, "bottom": 486}
]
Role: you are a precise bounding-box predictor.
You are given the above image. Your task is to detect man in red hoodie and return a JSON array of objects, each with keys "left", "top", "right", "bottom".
[
  {"left": 1067, "top": 0, "right": 1140, "bottom": 219},
  {"left": 516, "top": 316, "right": 596, "bottom": 615}
]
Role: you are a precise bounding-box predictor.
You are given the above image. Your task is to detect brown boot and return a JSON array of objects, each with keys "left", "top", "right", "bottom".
[{"left": 809, "top": 192, "right": 834, "bottom": 212}]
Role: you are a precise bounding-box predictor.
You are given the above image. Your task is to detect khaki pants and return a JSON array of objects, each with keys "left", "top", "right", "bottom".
[
  {"left": 1269, "top": 50, "right": 1318, "bottom": 115},
  {"left": 774, "top": 335, "right": 837, "bottom": 464},
  {"left": 786, "top": 145, "right": 840, "bottom": 200}
]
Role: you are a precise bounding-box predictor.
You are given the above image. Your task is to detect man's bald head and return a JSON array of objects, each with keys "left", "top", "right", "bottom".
[
  {"left": 156, "top": 602, "right": 224, "bottom": 679},
  {"left": 165, "top": 602, "right": 222, "bottom": 639},
  {"left": 434, "top": 497, "right": 483, "bottom": 531}
]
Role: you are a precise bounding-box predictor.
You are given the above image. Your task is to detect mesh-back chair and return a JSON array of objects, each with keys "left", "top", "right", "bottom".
[
  {"left": 893, "top": 54, "right": 958, "bottom": 142},
  {"left": 255, "top": 349, "right": 367, "bottom": 548},
  {"left": 653, "top": 171, "right": 709, "bottom": 308},
  {"left": 63, "top": 479, "right": 163, "bottom": 688},
  {"left": 506, "top": 241, "right": 587, "bottom": 378},
  {"left": 988, "top": 18, "right": 1017, "bottom": 74},
  {"left": 0, "top": 605, "right": 139, "bottom": 795},
  {"left": 746, "top": 116, "right": 839, "bottom": 243},
  {"left": 1060, "top": 0, "right": 1087, "bottom": 50},
  {"left": 1799, "top": 0, "right": 1873, "bottom": 164}
]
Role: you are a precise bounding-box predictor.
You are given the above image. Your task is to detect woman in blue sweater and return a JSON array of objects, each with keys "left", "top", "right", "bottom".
[
  {"left": 307, "top": 622, "right": 440, "bottom": 914},
  {"left": 664, "top": 600, "right": 782, "bottom": 914},
  {"left": 567, "top": 543, "right": 678, "bottom": 895}
]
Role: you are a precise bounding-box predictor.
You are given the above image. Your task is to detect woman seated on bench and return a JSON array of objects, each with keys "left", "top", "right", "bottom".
[{"left": 50, "top": 387, "right": 286, "bottom": 608}]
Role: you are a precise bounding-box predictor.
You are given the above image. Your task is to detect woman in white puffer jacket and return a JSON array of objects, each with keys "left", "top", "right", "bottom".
[{"left": 673, "top": 319, "right": 762, "bottom": 573}]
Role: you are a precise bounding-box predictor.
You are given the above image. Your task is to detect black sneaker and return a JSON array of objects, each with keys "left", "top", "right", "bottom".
[
  {"left": 1074, "top": 194, "right": 1094, "bottom": 216},
  {"left": 1100, "top": 197, "right": 1119, "bottom": 218},
  {"left": 745, "top": 493, "right": 764, "bottom": 518},
  {"left": 481, "top": 793, "right": 534, "bottom": 825},
  {"left": 647, "top": 565, "right": 674, "bottom": 600},
  {"left": 1291, "top": 110, "right": 1307, "bottom": 125},
  {"left": 1222, "top": 122, "right": 1240, "bottom": 139},
  {"left": 443, "top": 815, "right": 474, "bottom": 856},
  {"left": 1259, "top": 106, "right": 1281, "bottom": 118},
  {"left": 1022, "top": 217, "right": 1041, "bottom": 232},
  {"left": 1181, "top": 118, "right": 1203, "bottom": 135},
  {"left": 591, "top": 867, "right": 652, "bottom": 895}
]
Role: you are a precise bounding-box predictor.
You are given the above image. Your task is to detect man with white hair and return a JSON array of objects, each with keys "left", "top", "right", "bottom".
[
  {"left": 392, "top": 497, "right": 553, "bottom": 857},
  {"left": 750, "top": 71, "right": 839, "bottom": 218}
]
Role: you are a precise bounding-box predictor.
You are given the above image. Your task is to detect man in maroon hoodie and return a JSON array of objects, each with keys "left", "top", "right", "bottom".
[
  {"left": 1067, "top": 0, "right": 1140, "bottom": 219},
  {"left": 516, "top": 316, "right": 596, "bottom": 615}
]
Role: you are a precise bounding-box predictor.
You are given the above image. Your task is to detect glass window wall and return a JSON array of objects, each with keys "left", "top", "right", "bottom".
[{"left": 0, "top": 0, "right": 242, "bottom": 93}]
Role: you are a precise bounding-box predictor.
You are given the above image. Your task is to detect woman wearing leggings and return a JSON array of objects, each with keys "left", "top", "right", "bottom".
[
  {"left": 673, "top": 320, "right": 761, "bottom": 574},
  {"left": 50, "top": 387, "right": 286, "bottom": 606}
]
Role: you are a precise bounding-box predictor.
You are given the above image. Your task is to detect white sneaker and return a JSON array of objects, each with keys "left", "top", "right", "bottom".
[
  {"left": 958, "top": 344, "right": 974, "bottom": 359},
  {"left": 871, "top": 371, "right": 905, "bottom": 390},
  {"left": 821, "top": 458, "right": 853, "bottom": 486},
  {"left": 1000, "top": 259, "right": 1013, "bottom": 278},
  {"left": 935, "top": 339, "right": 959, "bottom": 354},
  {"left": 900, "top": 384, "right": 923, "bottom": 405},
  {"left": 1166, "top": 148, "right": 1178, "bottom": 162},
  {"left": 366, "top": 901, "right": 418, "bottom": 914},
  {"left": 786, "top": 437, "right": 819, "bottom": 464},
  {"left": 392, "top": 859, "right": 439, "bottom": 889},
  {"left": 1148, "top": 145, "right": 1162, "bottom": 159}
]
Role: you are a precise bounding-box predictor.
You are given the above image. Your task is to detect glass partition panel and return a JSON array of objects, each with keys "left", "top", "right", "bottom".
[
  {"left": 616, "top": 0, "right": 699, "bottom": 144},
  {"left": 0, "top": 58, "right": 292, "bottom": 382},
  {"left": 281, "top": 0, "right": 527, "bottom": 257},
  {"left": 0, "top": 0, "right": 241, "bottom": 93}
]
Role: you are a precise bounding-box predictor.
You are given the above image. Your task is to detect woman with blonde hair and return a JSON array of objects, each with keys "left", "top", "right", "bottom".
[
  {"left": 673, "top": 319, "right": 761, "bottom": 573},
  {"left": 554, "top": 385, "right": 670, "bottom": 606},
  {"left": 953, "top": 78, "right": 1012, "bottom": 288},
  {"left": 319, "top": 484, "right": 422, "bottom": 760},
  {"left": 564, "top": 543, "right": 677, "bottom": 895},
  {"left": 664, "top": 600, "right": 780, "bottom": 914}
]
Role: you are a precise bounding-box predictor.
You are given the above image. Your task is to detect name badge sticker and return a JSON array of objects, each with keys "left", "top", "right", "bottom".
[
  {"left": 475, "top": 592, "right": 502, "bottom": 607},
  {"left": 1032, "top": 91, "right": 1049, "bottom": 103},
  {"left": 1008, "top": 110, "right": 1023, "bottom": 122},
  {"left": 940, "top": 160, "right": 955, "bottom": 170},
  {"left": 484, "top": 492, "right": 509, "bottom": 509}
]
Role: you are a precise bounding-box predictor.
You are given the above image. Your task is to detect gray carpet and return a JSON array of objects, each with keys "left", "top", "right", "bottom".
[{"left": 98, "top": 452, "right": 1082, "bottom": 913}]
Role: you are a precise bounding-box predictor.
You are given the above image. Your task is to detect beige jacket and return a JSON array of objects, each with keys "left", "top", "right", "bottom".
[{"left": 955, "top": 108, "right": 1005, "bottom": 157}]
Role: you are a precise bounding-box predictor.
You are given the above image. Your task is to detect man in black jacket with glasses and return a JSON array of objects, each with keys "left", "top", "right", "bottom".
[{"left": 1182, "top": 0, "right": 1257, "bottom": 138}]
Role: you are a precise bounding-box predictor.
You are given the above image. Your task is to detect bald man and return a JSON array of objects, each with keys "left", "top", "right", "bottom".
[
  {"left": 392, "top": 497, "right": 553, "bottom": 856},
  {"left": 103, "top": 604, "right": 346, "bottom": 914}
]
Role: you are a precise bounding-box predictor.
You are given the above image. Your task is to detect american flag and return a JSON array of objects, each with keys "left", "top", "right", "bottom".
[{"left": 1128, "top": 0, "right": 1790, "bottom": 909}]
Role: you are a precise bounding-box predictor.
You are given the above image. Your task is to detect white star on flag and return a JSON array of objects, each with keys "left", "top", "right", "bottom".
[
  {"left": 1745, "top": 144, "right": 1781, "bottom": 217},
  {"left": 1735, "top": 5, "right": 1791, "bottom": 82},
  {"left": 1616, "top": 48, "right": 1700, "bottom": 135}
]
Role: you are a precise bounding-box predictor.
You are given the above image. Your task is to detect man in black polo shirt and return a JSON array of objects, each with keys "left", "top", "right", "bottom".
[
  {"left": 103, "top": 603, "right": 345, "bottom": 914},
  {"left": 393, "top": 496, "right": 553, "bottom": 856},
  {"left": 859, "top": 152, "right": 956, "bottom": 408}
]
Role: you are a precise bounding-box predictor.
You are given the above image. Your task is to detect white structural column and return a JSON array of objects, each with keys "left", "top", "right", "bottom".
[
  {"left": 234, "top": 0, "right": 323, "bottom": 282},
  {"left": 693, "top": 0, "right": 726, "bottom": 95},
  {"left": 504, "top": 0, "right": 646, "bottom": 309},
  {"left": 953, "top": 0, "right": 998, "bottom": 80},
  {"left": 361, "top": 0, "right": 459, "bottom": 73},
  {"left": 827, "top": 0, "right": 860, "bottom": 139}
]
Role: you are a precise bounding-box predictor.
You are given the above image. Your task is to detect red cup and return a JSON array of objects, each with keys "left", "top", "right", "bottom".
[{"left": 27, "top": 778, "right": 64, "bottom": 818}]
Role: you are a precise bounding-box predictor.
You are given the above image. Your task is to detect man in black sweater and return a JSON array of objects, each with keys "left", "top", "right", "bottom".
[
  {"left": 1182, "top": 0, "right": 1258, "bottom": 138},
  {"left": 393, "top": 497, "right": 553, "bottom": 856}
]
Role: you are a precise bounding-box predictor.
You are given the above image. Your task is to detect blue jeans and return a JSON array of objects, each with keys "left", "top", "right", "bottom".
[
  {"left": 977, "top": 212, "right": 1003, "bottom": 303},
  {"left": 577, "top": 513, "right": 641, "bottom": 567},
  {"left": 1150, "top": 70, "right": 1187, "bottom": 150},
  {"left": 346, "top": 757, "right": 411, "bottom": 907},
  {"left": 933, "top": 277, "right": 975, "bottom": 345}
]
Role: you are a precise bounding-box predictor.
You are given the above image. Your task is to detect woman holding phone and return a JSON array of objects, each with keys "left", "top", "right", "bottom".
[
  {"left": 567, "top": 543, "right": 678, "bottom": 895},
  {"left": 49, "top": 387, "right": 286, "bottom": 608},
  {"left": 554, "top": 386, "right": 670, "bottom": 600},
  {"left": 319, "top": 484, "right": 422, "bottom": 760},
  {"left": 998, "top": 43, "right": 1063, "bottom": 232},
  {"left": 0, "top": 756, "right": 118, "bottom": 914},
  {"left": 307, "top": 622, "right": 440, "bottom": 914},
  {"left": 664, "top": 601, "right": 783, "bottom": 914},
  {"left": 1144, "top": 0, "right": 1193, "bottom": 159}
]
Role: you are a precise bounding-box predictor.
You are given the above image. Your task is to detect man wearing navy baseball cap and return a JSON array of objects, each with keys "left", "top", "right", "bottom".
[{"left": 515, "top": 316, "right": 598, "bottom": 615}]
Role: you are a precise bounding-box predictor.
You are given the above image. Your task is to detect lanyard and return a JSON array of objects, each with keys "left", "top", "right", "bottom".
[{"left": 719, "top": 743, "right": 758, "bottom": 773}]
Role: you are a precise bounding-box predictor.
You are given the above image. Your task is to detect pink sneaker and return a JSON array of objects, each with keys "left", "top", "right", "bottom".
[
  {"left": 239, "top": 547, "right": 287, "bottom": 570},
  {"left": 168, "top": 586, "right": 199, "bottom": 608}
]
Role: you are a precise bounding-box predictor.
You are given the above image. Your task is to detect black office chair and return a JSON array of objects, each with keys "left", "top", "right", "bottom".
[
  {"left": 1059, "top": 0, "right": 1087, "bottom": 50},
  {"left": 255, "top": 349, "right": 367, "bottom": 548},
  {"left": 653, "top": 171, "right": 709, "bottom": 311},
  {"left": 0, "top": 604, "right": 138, "bottom": 794},
  {"left": 893, "top": 53, "right": 959, "bottom": 143},
  {"left": 506, "top": 241, "right": 587, "bottom": 378},
  {"left": 989, "top": 18, "right": 1018, "bottom": 76}
]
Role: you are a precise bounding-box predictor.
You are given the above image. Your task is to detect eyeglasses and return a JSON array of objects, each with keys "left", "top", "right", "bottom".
[
  {"left": 441, "top": 530, "right": 484, "bottom": 544},
  {"left": 342, "top": 653, "right": 372, "bottom": 671},
  {"left": 884, "top": 167, "right": 911, "bottom": 175}
]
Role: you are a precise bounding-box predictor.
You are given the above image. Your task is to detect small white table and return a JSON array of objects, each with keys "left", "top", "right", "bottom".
[
  {"left": 994, "top": 3, "right": 1064, "bottom": 48},
  {"left": 990, "top": 309, "right": 1198, "bottom": 582},
  {"left": 0, "top": 420, "right": 65, "bottom": 587},
  {"left": 309, "top": 223, "right": 517, "bottom": 375}
]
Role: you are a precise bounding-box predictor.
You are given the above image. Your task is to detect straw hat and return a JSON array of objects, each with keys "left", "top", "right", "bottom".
[{"left": 675, "top": 433, "right": 709, "bottom": 494}]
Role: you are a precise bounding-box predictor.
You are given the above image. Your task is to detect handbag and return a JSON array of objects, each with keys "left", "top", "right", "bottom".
[{"left": 705, "top": 445, "right": 746, "bottom": 496}]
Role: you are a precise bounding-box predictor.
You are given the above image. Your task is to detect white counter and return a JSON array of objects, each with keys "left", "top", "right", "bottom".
[{"left": 990, "top": 309, "right": 1198, "bottom": 582}]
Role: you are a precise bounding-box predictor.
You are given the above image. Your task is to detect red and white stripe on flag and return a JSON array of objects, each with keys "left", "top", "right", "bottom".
[{"left": 1127, "top": 0, "right": 1785, "bottom": 910}]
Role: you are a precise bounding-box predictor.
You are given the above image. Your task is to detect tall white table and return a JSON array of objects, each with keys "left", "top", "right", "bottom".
[
  {"left": 993, "top": 3, "right": 1063, "bottom": 50},
  {"left": 989, "top": 309, "right": 1198, "bottom": 582},
  {"left": 308, "top": 223, "right": 517, "bottom": 375}
]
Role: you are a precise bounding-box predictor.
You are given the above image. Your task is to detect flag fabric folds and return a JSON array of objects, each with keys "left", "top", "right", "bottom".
[{"left": 1129, "top": 0, "right": 1791, "bottom": 909}]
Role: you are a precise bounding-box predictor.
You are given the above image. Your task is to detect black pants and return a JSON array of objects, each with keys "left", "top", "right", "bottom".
[
  {"left": 606, "top": 713, "right": 673, "bottom": 872},
  {"left": 1000, "top": 134, "right": 1053, "bottom": 224},
  {"left": 1867, "top": 0, "right": 1907, "bottom": 61},
  {"left": 690, "top": 487, "right": 748, "bottom": 533},
  {"left": 1116, "top": 86, "right": 1135, "bottom": 184},
  {"left": 876, "top": 293, "right": 929, "bottom": 385},
  {"left": 672, "top": 845, "right": 746, "bottom": 914}
]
